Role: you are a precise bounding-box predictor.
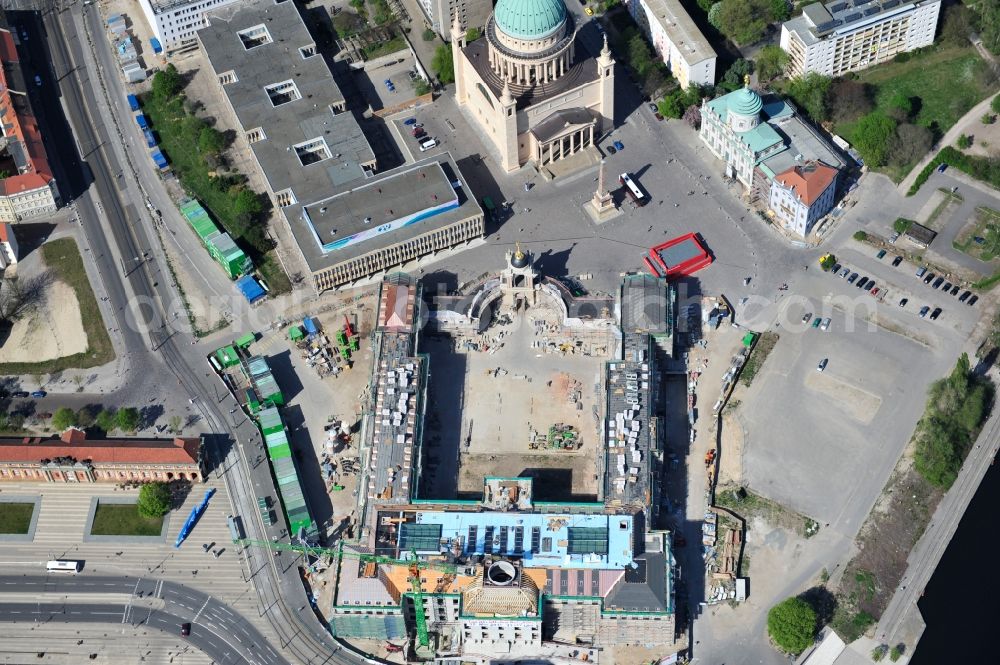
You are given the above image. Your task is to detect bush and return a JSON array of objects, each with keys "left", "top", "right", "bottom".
[
  {"left": 957, "top": 133, "right": 974, "bottom": 150},
  {"left": 137, "top": 482, "right": 172, "bottom": 519},
  {"left": 52, "top": 407, "right": 77, "bottom": 431},
  {"left": 422, "top": 28, "right": 435, "bottom": 41},
  {"left": 115, "top": 407, "right": 141, "bottom": 434},
  {"left": 785, "top": 72, "right": 831, "bottom": 122},
  {"left": 852, "top": 111, "right": 897, "bottom": 167},
  {"left": 893, "top": 218, "right": 914, "bottom": 234},
  {"left": 432, "top": 44, "right": 454, "bottom": 83},
  {"left": 872, "top": 645, "right": 887, "bottom": 662},
  {"left": 767, "top": 597, "right": 817, "bottom": 655},
  {"left": 414, "top": 78, "right": 432, "bottom": 95},
  {"left": 889, "top": 645, "right": 903, "bottom": 662},
  {"left": 465, "top": 27, "right": 481, "bottom": 42},
  {"left": 151, "top": 64, "right": 182, "bottom": 100},
  {"left": 982, "top": 113, "right": 995, "bottom": 125},
  {"left": 96, "top": 409, "right": 116, "bottom": 433},
  {"left": 853, "top": 230, "right": 868, "bottom": 241},
  {"left": 993, "top": 95, "right": 1000, "bottom": 115},
  {"left": 756, "top": 45, "right": 789, "bottom": 82},
  {"left": 819, "top": 254, "right": 836, "bottom": 271}
]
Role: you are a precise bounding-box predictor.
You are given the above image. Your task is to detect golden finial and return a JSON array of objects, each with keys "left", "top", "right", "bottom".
[
  {"left": 514, "top": 241, "right": 524, "bottom": 261},
  {"left": 744, "top": 74, "right": 751, "bottom": 88}
]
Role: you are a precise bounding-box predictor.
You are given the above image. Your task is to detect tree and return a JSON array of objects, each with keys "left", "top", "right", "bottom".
[
  {"left": 767, "top": 597, "right": 817, "bottom": 655},
  {"left": 982, "top": 1, "right": 1000, "bottom": 56},
  {"left": 893, "top": 218, "right": 914, "bottom": 234},
  {"left": 697, "top": 0, "right": 716, "bottom": 11},
  {"left": 169, "top": 415, "right": 183, "bottom": 434},
  {"left": 982, "top": 113, "right": 995, "bottom": 125},
  {"left": 715, "top": 0, "right": 769, "bottom": 46},
  {"left": 756, "top": 45, "right": 789, "bottom": 82},
  {"left": 627, "top": 34, "right": 654, "bottom": 77},
  {"left": 76, "top": 406, "right": 96, "bottom": 428},
  {"left": 957, "top": 133, "right": 974, "bottom": 149},
  {"left": 465, "top": 27, "right": 481, "bottom": 42},
  {"left": 722, "top": 58, "right": 754, "bottom": 89},
  {"left": 941, "top": 4, "right": 976, "bottom": 46},
  {"left": 819, "top": 254, "right": 836, "bottom": 271},
  {"left": 827, "top": 78, "right": 873, "bottom": 123},
  {"left": 115, "top": 407, "right": 141, "bottom": 433},
  {"left": 993, "top": 95, "right": 1000, "bottom": 115},
  {"left": 707, "top": 2, "right": 723, "bottom": 30},
  {"left": 888, "top": 124, "right": 932, "bottom": 168},
  {"left": 151, "top": 63, "right": 183, "bottom": 100},
  {"left": 52, "top": 407, "right": 77, "bottom": 431},
  {"left": 198, "top": 126, "right": 226, "bottom": 156},
  {"left": 432, "top": 44, "right": 454, "bottom": 84},
  {"left": 422, "top": 28, "right": 435, "bottom": 42},
  {"left": 414, "top": 78, "right": 432, "bottom": 96},
  {"left": 853, "top": 230, "right": 868, "bottom": 241},
  {"left": 851, "top": 111, "right": 897, "bottom": 167},
  {"left": 659, "top": 94, "right": 684, "bottom": 119},
  {"left": 889, "top": 645, "right": 904, "bottom": 662},
  {"left": 769, "top": 0, "right": 790, "bottom": 22},
  {"left": 96, "top": 409, "right": 116, "bottom": 433},
  {"left": 232, "top": 188, "right": 263, "bottom": 219},
  {"left": 137, "top": 482, "right": 172, "bottom": 518},
  {"left": 886, "top": 91, "right": 913, "bottom": 122},
  {"left": 786, "top": 72, "right": 831, "bottom": 122},
  {"left": 683, "top": 104, "right": 702, "bottom": 129}
]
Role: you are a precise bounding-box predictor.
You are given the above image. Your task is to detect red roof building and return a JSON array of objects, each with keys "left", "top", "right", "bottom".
[
  {"left": 0, "top": 428, "right": 205, "bottom": 483},
  {"left": 0, "top": 28, "right": 59, "bottom": 222},
  {"left": 768, "top": 161, "right": 839, "bottom": 238}
]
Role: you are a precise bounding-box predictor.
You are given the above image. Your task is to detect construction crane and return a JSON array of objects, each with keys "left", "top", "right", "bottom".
[
  {"left": 408, "top": 549, "right": 430, "bottom": 649},
  {"left": 234, "top": 538, "right": 457, "bottom": 574}
]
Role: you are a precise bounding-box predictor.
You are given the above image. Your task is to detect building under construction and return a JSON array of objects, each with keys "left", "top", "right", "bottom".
[{"left": 333, "top": 270, "right": 678, "bottom": 661}]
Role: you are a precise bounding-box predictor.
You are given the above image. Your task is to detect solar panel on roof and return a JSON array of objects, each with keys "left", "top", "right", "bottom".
[
  {"left": 815, "top": 20, "right": 837, "bottom": 32},
  {"left": 844, "top": 11, "right": 862, "bottom": 22},
  {"left": 513, "top": 526, "right": 524, "bottom": 554},
  {"left": 882, "top": 0, "right": 900, "bottom": 8},
  {"left": 864, "top": 6, "right": 880, "bottom": 15},
  {"left": 498, "top": 526, "right": 508, "bottom": 554},
  {"left": 483, "top": 526, "right": 495, "bottom": 554},
  {"left": 830, "top": 2, "right": 847, "bottom": 12},
  {"left": 531, "top": 527, "right": 541, "bottom": 553},
  {"left": 467, "top": 525, "right": 477, "bottom": 552}
]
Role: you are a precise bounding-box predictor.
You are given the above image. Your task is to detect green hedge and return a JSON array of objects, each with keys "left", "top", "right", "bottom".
[{"left": 907, "top": 146, "right": 1000, "bottom": 196}]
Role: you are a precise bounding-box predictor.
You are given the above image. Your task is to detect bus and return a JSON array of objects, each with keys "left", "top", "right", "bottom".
[
  {"left": 619, "top": 173, "right": 647, "bottom": 206},
  {"left": 46, "top": 560, "right": 82, "bottom": 574}
]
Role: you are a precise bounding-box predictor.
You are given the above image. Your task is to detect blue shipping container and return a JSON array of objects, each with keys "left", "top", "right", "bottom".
[
  {"left": 302, "top": 317, "right": 319, "bottom": 336},
  {"left": 143, "top": 129, "right": 156, "bottom": 148},
  {"left": 150, "top": 37, "right": 162, "bottom": 54},
  {"left": 237, "top": 275, "right": 266, "bottom": 304},
  {"left": 136, "top": 114, "right": 148, "bottom": 130},
  {"left": 127, "top": 94, "right": 140, "bottom": 111},
  {"left": 151, "top": 149, "right": 168, "bottom": 169}
]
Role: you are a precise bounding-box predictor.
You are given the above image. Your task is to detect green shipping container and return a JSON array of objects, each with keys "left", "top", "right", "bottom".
[{"left": 206, "top": 232, "right": 251, "bottom": 280}]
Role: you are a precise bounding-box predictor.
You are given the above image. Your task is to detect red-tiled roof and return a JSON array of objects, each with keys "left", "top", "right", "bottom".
[
  {"left": 0, "top": 429, "right": 201, "bottom": 465},
  {"left": 0, "top": 31, "right": 19, "bottom": 64},
  {"left": 0, "top": 31, "right": 53, "bottom": 187},
  {"left": 0, "top": 222, "right": 11, "bottom": 243},
  {"left": 774, "top": 162, "right": 837, "bottom": 206}
]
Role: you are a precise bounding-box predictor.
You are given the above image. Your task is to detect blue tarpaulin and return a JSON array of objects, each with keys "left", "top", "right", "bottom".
[
  {"left": 237, "top": 275, "right": 266, "bottom": 303},
  {"left": 150, "top": 37, "right": 162, "bottom": 54},
  {"left": 302, "top": 317, "right": 319, "bottom": 336}
]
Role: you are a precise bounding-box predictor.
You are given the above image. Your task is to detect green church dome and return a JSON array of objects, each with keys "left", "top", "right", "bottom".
[
  {"left": 494, "top": 0, "right": 567, "bottom": 40},
  {"left": 729, "top": 86, "right": 763, "bottom": 118}
]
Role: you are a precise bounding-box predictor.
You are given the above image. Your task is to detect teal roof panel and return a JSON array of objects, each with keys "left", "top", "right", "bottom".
[{"left": 494, "top": 0, "right": 567, "bottom": 40}]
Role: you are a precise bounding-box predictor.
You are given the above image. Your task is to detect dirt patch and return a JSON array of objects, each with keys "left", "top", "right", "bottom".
[
  {"left": 718, "top": 411, "right": 745, "bottom": 485},
  {"left": 715, "top": 483, "right": 819, "bottom": 538},
  {"left": 0, "top": 279, "right": 86, "bottom": 363},
  {"left": 458, "top": 453, "right": 598, "bottom": 500},
  {"left": 803, "top": 371, "right": 882, "bottom": 424}
]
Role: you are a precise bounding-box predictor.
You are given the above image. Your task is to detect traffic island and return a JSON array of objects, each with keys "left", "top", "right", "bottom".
[
  {"left": 84, "top": 497, "right": 170, "bottom": 543},
  {"left": 0, "top": 495, "right": 41, "bottom": 542}
]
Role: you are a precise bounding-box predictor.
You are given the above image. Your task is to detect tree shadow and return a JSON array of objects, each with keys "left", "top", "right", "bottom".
[
  {"left": 798, "top": 585, "right": 838, "bottom": 628},
  {"left": 140, "top": 405, "right": 164, "bottom": 430}
]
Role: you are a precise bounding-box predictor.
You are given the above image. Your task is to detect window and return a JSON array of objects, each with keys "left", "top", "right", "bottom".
[
  {"left": 246, "top": 128, "right": 267, "bottom": 143},
  {"left": 237, "top": 24, "right": 272, "bottom": 50},
  {"left": 299, "top": 44, "right": 316, "bottom": 58},
  {"left": 264, "top": 80, "right": 301, "bottom": 107}
]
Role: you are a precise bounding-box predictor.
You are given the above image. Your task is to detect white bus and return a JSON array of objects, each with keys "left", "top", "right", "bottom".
[
  {"left": 619, "top": 173, "right": 647, "bottom": 206},
  {"left": 46, "top": 560, "right": 82, "bottom": 574}
]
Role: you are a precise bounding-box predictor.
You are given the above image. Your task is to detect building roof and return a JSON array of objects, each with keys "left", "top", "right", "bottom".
[
  {"left": 0, "top": 222, "right": 12, "bottom": 243},
  {"left": 637, "top": 0, "right": 716, "bottom": 66},
  {"left": 494, "top": 0, "right": 567, "bottom": 40},
  {"left": 728, "top": 86, "right": 763, "bottom": 117},
  {"left": 197, "top": 0, "right": 374, "bottom": 208},
  {"left": 705, "top": 89, "right": 782, "bottom": 154},
  {"left": 603, "top": 550, "right": 669, "bottom": 612},
  {"left": 784, "top": 0, "right": 930, "bottom": 47},
  {"left": 0, "top": 429, "right": 201, "bottom": 465},
  {"left": 774, "top": 161, "right": 838, "bottom": 205},
  {"left": 760, "top": 112, "right": 845, "bottom": 176},
  {"left": 295, "top": 154, "right": 483, "bottom": 273},
  {"left": 530, "top": 108, "right": 598, "bottom": 143}
]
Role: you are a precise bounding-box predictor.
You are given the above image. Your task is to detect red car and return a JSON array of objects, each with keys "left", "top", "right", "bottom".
[{"left": 411, "top": 127, "right": 425, "bottom": 137}]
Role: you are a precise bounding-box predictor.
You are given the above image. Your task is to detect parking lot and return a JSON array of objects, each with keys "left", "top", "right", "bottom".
[{"left": 738, "top": 255, "right": 971, "bottom": 535}]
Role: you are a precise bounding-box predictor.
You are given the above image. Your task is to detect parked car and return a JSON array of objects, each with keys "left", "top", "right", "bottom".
[
  {"left": 848, "top": 272, "right": 858, "bottom": 283},
  {"left": 30, "top": 390, "right": 46, "bottom": 398},
  {"left": 930, "top": 307, "right": 942, "bottom": 320},
  {"left": 403, "top": 117, "right": 417, "bottom": 125},
  {"left": 892, "top": 256, "right": 903, "bottom": 267},
  {"left": 942, "top": 281, "right": 952, "bottom": 292},
  {"left": 606, "top": 145, "right": 617, "bottom": 154},
  {"left": 820, "top": 317, "right": 831, "bottom": 331},
  {"left": 856, "top": 277, "right": 869, "bottom": 289},
  {"left": 877, "top": 249, "right": 887, "bottom": 259},
  {"left": 919, "top": 306, "right": 930, "bottom": 318},
  {"left": 812, "top": 317, "right": 822, "bottom": 328},
  {"left": 831, "top": 263, "right": 842, "bottom": 273},
  {"left": 585, "top": 6, "right": 594, "bottom": 15},
  {"left": 840, "top": 267, "right": 851, "bottom": 278},
  {"left": 613, "top": 140, "right": 624, "bottom": 151},
  {"left": 181, "top": 623, "right": 191, "bottom": 636},
  {"left": 870, "top": 287, "right": 880, "bottom": 297},
  {"left": 959, "top": 290, "right": 971, "bottom": 302},
  {"left": 932, "top": 277, "right": 944, "bottom": 289},
  {"left": 33, "top": 74, "right": 41, "bottom": 87},
  {"left": 801, "top": 312, "right": 812, "bottom": 323},
  {"left": 916, "top": 266, "right": 926, "bottom": 278},
  {"left": 923, "top": 272, "right": 935, "bottom": 284},
  {"left": 899, "top": 298, "right": 908, "bottom": 307},
  {"left": 889, "top": 232, "right": 900, "bottom": 243},
  {"left": 968, "top": 295, "right": 979, "bottom": 306},
  {"left": 647, "top": 103, "right": 657, "bottom": 113},
  {"left": 654, "top": 112, "right": 663, "bottom": 121},
  {"left": 950, "top": 285, "right": 960, "bottom": 296},
  {"left": 937, "top": 163, "right": 947, "bottom": 173},
  {"left": 411, "top": 127, "right": 425, "bottom": 137},
  {"left": 817, "top": 358, "right": 828, "bottom": 372}
]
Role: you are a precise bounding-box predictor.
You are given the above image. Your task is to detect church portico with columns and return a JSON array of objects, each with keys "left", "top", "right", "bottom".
[{"left": 451, "top": 0, "right": 615, "bottom": 173}]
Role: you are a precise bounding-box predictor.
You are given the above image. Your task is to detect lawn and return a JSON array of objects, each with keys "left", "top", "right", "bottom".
[
  {"left": 739, "top": 331, "right": 779, "bottom": 387},
  {"left": 362, "top": 36, "right": 405, "bottom": 59},
  {"left": 0, "top": 503, "right": 34, "bottom": 534},
  {"left": 139, "top": 94, "right": 291, "bottom": 295},
  {"left": 0, "top": 238, "right": 115, "bottom": 375},
  {"left": 954, "top": 207, "right": 1000, "bottom": 262},
  {"left": 835, "top": 45, "right": 996, "bottom": 180},
  {"left": 90, "top": 502, "right": 164, "bottom": 536}
]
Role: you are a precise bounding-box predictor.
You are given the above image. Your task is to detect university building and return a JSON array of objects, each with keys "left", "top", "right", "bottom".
[{"left": 780, "top": 0, "right": 941, "bottom": 77}]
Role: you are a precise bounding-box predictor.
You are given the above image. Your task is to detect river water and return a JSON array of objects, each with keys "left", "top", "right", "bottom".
[{"left": 909, "top": 461, "right": 1000, "bottom": 663}]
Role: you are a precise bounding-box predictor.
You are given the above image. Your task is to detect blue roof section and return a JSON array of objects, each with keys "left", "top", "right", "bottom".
[
  {"left": 412, "top": 511, "right": 634, "bottom": 569},
  {"left": 237, "top": 275, "right": 266, "bottom": 303}
]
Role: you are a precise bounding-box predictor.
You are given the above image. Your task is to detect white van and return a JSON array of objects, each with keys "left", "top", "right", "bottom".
[{"left": 419, "top": 138, "right": 437, "bottom": 152}]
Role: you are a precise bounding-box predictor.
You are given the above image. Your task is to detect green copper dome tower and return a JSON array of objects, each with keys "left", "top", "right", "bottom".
[{"left": 493, "top": 0, "right": 568, "bottom": 40}]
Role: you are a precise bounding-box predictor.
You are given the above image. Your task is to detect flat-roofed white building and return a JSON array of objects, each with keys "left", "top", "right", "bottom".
[
  {"left": 139, "top": 0, "right": 243, "bottom": 51},
  {"left": 624, "top": 0, "right": 716, "bottom": 89},
  {"left": 780, "top": 0, "right": 941, "bottom": 78},
  {"left": 416, "top": 0, "right": 492, "bottom": 39}
]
